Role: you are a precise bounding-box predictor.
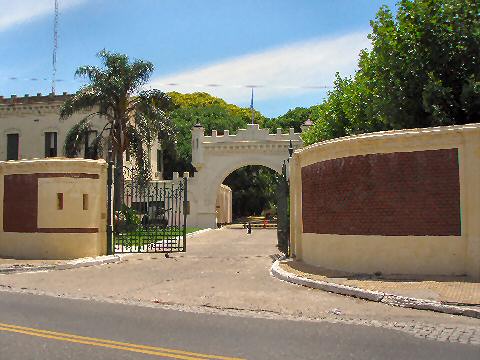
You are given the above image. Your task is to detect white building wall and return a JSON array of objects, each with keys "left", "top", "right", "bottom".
[{"left": 189, "top": 123, "right": 303, "bottom": 228}]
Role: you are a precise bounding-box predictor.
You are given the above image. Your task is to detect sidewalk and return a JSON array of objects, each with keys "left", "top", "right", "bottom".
[
  {"left": 273, "top": 259, "right": 480, "bottom": 318},
  {"left": 0, "top": 255, "right": 120, "bottom": 274}
]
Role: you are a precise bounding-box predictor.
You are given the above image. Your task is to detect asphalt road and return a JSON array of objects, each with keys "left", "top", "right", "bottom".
[{"left": 0, "top": 292, "right": 478, "bottom": 360}]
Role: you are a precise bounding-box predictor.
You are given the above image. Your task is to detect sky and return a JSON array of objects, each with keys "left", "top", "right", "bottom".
[{"left": 0, "top": 0, "right": 399, "bottom": 117}]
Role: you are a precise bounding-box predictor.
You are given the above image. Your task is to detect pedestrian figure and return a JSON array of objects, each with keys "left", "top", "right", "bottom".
[{"left": 247, "top": 222, "right": 252, "bottom": 234}]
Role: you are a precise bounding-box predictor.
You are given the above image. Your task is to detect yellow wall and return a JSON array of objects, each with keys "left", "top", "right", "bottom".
[
  {"left": 0, "top": 158, "right": 107, "bottom": 259},
  {"left": 290, "top": 124, "right": 480, "bottom": 279},
  {"left": 37, "top": 177, "right": 102, "bottom": 229}
]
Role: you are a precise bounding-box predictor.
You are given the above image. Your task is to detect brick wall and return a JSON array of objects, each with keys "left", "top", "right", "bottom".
[{"left": 301, "top": 148, "right": 461, "bottom": 236}]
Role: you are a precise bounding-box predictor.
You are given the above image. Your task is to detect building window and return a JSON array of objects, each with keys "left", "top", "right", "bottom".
[
  {"left": 83, "top": 194, "right": 89, "bottom": 210},
  {"left": 84, "top": 130, "right": 98, "bottom": 159},
  {"left": 6, "top": 133, "right": 19, "bottom": 160},
  {"left": 44, "top": 132, "right": 57, "bottom": 157},
  {"left": 57, "top": 193, "right": 63, "bottom": 210}
]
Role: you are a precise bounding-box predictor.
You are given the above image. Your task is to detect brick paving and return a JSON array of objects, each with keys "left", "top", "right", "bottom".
[
  {"left": 281, "top": 260, "right": 480, "bottom": 305},
  {"left": 329, "top": 317, "right": 480, "bottom": 345}
]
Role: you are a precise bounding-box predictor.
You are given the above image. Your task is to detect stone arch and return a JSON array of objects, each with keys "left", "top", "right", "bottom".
[
  {"left": 206, "top": 159, "right": 282, "bottom": 211},
  {"left": 186, "top": 124, "right": 303, "bottom": 228}
]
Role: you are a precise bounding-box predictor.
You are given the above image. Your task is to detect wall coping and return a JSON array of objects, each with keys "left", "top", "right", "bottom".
[
  {"left": 296, "top": 123, "right": 480, "bottom": 158},
  {"left": 196, "top": 124, "right": 302, "bottom": 144},
  {"left": 0, "top": 158, "right": 107, "bottom": 173}
]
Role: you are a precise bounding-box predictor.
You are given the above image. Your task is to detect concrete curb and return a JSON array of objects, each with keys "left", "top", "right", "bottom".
[
  {"left": 187, "top": 228, "right": 214, "bottom": 237},
  {"left": 0, "top": 255, "right": 121, "bottom": 275},
  {"left": 271, "top": 260, "right": 480, "bottom": 319}
]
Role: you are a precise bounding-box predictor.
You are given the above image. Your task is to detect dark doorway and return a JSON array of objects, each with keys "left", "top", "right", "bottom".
[{"left": 222, "top": 165, "right": 279, "bottom": 222}]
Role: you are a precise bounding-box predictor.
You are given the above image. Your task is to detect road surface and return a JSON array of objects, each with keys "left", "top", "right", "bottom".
[{"left": 0, "top": 291, "right": 478, "bottom": 360}]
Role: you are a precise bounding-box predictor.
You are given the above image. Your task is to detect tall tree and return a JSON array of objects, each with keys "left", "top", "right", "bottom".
[
  {"left": 60, "top": 50, "right": 173, "bottom": 208},
  {"left": 303, "top": 0, "right": 480, "bottom": 145}
]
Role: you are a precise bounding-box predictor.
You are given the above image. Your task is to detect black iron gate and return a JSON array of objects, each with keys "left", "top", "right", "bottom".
[
  {"left": 276, "top": 160, "right": 290, "bottom": 255},
  {"left": 107, "top": 164, "right": 188, "bottom": 254}
]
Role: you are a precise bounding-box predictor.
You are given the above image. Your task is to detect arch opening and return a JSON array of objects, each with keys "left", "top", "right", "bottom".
[{"left": 216, "top": 165, "right": 280, "bottom": 226}]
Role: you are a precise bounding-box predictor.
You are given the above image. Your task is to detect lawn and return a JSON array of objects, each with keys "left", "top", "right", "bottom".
[{"left": 114, "top": 227, "right": 201, "bottom": 247}]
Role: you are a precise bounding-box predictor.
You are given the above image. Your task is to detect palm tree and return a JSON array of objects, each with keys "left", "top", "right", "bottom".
[{"left": 60, "top": 49, "right": 173, "bottom": 209}]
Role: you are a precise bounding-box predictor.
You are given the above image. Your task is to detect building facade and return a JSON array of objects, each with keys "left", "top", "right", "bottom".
[{"left": 0, "top": 93, "right": 161, "bottom": 178}]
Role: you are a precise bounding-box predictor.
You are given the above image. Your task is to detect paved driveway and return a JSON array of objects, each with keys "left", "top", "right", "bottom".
[{"left": 0, "top": 228, "right": 479, "bottom": 344}]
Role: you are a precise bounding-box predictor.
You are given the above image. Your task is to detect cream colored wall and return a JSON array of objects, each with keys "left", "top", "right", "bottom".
[
  {"left": 0, "top": 97, "right": 102, "bottom": 160},
  {"left": 37, "top": 178, "right": 101, "bottom": 228},
  {"left": 216, "top": 184, "right": 232, "bottom": 224},
  {"left": 301, "top": 234, "right": 467, "bottom": 275},
  {"left": 0, "top": 95, "right": 159, "bottom": 178},
  {"left": 290, "top": 124, "right": 480, "bottom": 279},
  {"left": 0, "top": 158, "right": 107, "bottom": 259}
]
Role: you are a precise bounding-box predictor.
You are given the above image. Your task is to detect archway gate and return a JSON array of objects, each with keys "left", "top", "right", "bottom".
[{"left": 187, "top": 123, "right": 303, "bottom": 229}]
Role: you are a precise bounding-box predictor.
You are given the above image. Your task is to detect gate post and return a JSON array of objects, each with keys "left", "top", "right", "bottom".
[
  {"left": 183, "top": 176, "right": 188, "bottom": 252},
  {"left": 277, "top": 160, "right": 290, "bottom": 256},
  {"left": 106, "top": 156, "right": 114, "bottom": 255}
]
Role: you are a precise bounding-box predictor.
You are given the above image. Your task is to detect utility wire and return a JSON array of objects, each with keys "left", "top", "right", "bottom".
[{"left": 2, "top": 77, "right": 333, "bottom": 89}]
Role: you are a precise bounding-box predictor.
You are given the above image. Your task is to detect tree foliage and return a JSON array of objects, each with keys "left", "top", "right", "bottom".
[
  {"left": 61, "top": 50, "right": 173, "bottom": 208},
  {"left": 264, "top": 105, "right": 322, "bottom": 133},
  {"left": 223, "top": 166, "right": 279, "bottom": 219},
  {"left": 164, "top": 92, "right": 279, "bottom": 219},
  {"left": 166, "top": 104, "right": 248, "bottom": 175},
  {"left": 161, "top": 92, "right": 264, "bottom": 177},
  {"left": 303, "top": 0, "right": 480, "bottom": 145}
]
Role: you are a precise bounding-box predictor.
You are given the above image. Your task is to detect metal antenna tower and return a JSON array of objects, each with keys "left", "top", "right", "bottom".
[{"left": 51, "top": 0, "right": 59, "bottom": 94}]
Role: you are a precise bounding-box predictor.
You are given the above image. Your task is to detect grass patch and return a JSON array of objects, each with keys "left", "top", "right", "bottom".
[{"left": 114, "top": 227, "right": 202, "bottom": 246}]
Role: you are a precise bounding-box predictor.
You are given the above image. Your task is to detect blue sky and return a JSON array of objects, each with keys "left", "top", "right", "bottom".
[{"left": 0, "top": 0, "right": 398, "bottom": 117}]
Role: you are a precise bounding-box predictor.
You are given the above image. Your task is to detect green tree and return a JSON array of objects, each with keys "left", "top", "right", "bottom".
[
  {"left": 304, "top": 0, "right": 480, "bottom": 145},
  {"left": 60, "top": 50, "right": 173, "bottom": 208},
  {"left": 161, "top": 92, "right": 265, "bottom": 177},
  {"left": 165, "top": 104, "right": 247, "bottom": 176},
  {"left": 264, "top": 105, "right": 322, "bottom": 133},
  {"left": 223, "top": 166, "right": 279, "bottom": 219},
  {"left": 168, "top": 91, "right": 266, "bottom": 124},
  {"left": 162, "top": 92, "right": 279, "bottom": 218}
]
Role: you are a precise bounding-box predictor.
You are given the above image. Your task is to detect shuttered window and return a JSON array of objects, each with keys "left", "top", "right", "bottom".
[
  {"left": 6, "top": 134, "right": 19, "bottom": 160},
  {"left": 44, "top": 132, "right": 58, "bottom": 157}
]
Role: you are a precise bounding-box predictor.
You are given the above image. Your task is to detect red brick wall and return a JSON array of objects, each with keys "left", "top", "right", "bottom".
[
  {"left": 301, "top": 148, "right": 461, "bottom": 236},
  {"left": 3, "top": 174, "right": 38, "bottom": 232}
]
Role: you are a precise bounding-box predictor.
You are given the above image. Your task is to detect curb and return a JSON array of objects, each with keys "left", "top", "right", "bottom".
[
  {"left": 0, "top": 255, "right": 121, "bottom": 275},
  {"left": 271, "top": 260, "right": 480, "bottom": 319},
  {"left": 187, "top": 228, "right": 213, "bottom": 237}
]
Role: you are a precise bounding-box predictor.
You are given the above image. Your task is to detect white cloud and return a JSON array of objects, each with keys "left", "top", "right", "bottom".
[
  {"left": 149, "top": 31, "right": 371, "bottom": 104},
  {"left": 0, "top": 0, "right": 86, "bottom": 31}
]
